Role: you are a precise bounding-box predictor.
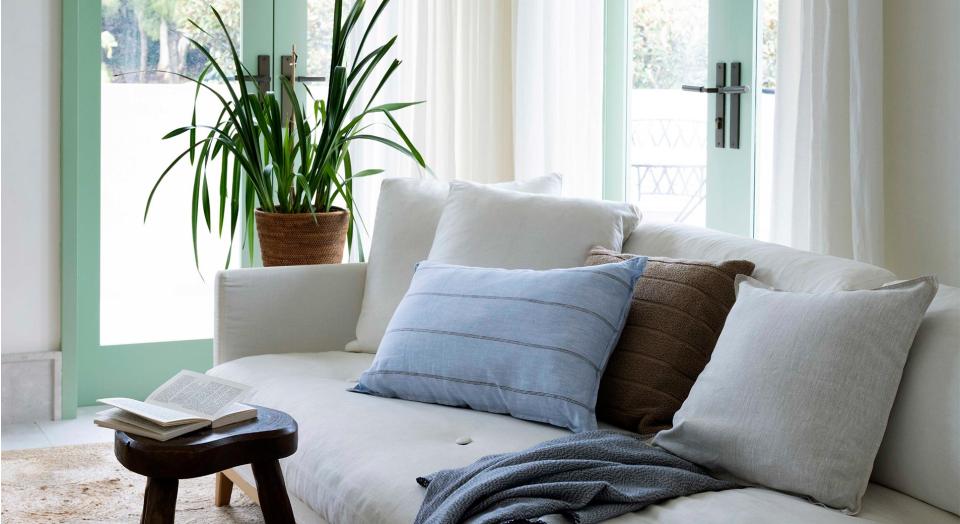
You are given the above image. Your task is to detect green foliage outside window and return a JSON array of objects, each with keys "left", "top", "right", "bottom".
[
  {"left": 631, "top": 0, "right": 707, "bottom": 89},
  {"left": 631, "top": 0, "right": 777, "bottom": 91},
  {"left": 101, "top": 0, "right": 241, "bottom": 83}
]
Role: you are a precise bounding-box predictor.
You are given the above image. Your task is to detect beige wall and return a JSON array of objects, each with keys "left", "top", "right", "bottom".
[
  {"left": 884, "top": 0, "right": 960, "bottom": 286},
  {"left": 1, "top": 0, "right": 62, "bottom": 354}
]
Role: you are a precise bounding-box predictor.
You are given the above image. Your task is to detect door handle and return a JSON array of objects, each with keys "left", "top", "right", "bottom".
[
  {"left": 227, "top": 55, "right": 271, "bottom": 93},
  {"left": 682, "top": 85, "right": 749, "bottom": 94},
  {"left": 682, "top": 85, "right": 719, "bottom": 93},
  {"left": 280, "top": 49, "right": 328, "bottom": 124},
  {"left": 293, "top": 75, "right": 327, "bottom": 83},
  {"left": 682, "top": 62, "right": 748, "bottom": 149}
]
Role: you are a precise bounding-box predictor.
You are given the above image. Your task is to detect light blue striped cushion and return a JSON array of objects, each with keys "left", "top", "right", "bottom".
[{"left": 352, "top": 257, "right": 647, "bottom": 432}]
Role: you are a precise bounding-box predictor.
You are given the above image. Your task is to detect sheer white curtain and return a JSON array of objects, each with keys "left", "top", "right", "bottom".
[
  {"left": 346, "top": 0, "right": 515, "bottom": 254},
  {"left": 768, "top": 0, "right": 884, "bottom": 264},
  {"left": 512, "top": 0, "right": 604, "bottom": 199}
]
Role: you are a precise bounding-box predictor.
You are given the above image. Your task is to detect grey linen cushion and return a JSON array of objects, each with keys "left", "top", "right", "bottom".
[{"left": 653, "top": 275, "right": 938, "bottom": 514}]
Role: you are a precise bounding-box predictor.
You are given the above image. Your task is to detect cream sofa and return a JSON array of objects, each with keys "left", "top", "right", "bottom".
[{"left": 209, "top": 222, "right": 960, "bottom": 523}]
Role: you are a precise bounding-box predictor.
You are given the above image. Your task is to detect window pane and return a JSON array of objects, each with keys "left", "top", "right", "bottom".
[
  {"left": 628, "top": 0, "right": 708, "bottom": 226},
  {"left": 100, "top": 0, "right": 241, "bottom": 345},
  {"left": 307, "top": 0, "right": 335, "bottom": 82}
]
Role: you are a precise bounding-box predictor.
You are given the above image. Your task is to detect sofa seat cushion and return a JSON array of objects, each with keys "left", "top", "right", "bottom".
[{"left": 209, "top": 352, "right": 958, "bottom": 524}]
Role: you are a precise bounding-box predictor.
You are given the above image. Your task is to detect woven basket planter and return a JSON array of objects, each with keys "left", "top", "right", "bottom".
[{"left": 255, "top": 208, "right": 349, "bottom": 266}]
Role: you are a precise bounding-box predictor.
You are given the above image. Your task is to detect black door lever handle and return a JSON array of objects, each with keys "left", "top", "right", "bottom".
[
  {"left": 682, "top": 85, "right": 718, "bottom": 93},
  {"left": 680, "top": 62, "right": 745, "bottom": 149},
  {"left": 682, "top": 84, "right": 749, "bottom": 94}
]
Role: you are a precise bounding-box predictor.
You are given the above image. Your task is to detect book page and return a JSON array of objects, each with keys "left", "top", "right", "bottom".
[
  {"left": 145, "top": 370, "right": 250, "bottom": 420},
  {"left": 211, "top": 403, "right": 258, "bottom": 428},
  {"left": 95, "top": 408, "right": 209, "bottom": 441},
  {"left": 97, "top": 397, "right": 205, "bottom": 426}
]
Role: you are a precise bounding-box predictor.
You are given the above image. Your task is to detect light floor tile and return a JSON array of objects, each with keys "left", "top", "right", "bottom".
[
  {"left": 2, "top": 405, "right": 112, "bottom": 451},
  {"left": 35, "top": 405, "right": 114, "bottom": 447},
  {"left": 1, "top": 422, "right": 52, "bottom": 451}
]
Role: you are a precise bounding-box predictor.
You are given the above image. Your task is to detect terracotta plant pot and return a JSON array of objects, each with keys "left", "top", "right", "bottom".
[{"left": 254, "top": 208, "right": 349, "bottom": 266}]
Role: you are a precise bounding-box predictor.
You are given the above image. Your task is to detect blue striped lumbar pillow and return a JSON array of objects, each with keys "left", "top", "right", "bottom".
[{"left": 352, "top": 257, "right": 647, "bottom": 432}]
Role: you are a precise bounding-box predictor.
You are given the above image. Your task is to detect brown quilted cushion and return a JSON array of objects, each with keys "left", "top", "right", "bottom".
[{"left": 586, "top": 247, "right": 754, "bottom": 436}]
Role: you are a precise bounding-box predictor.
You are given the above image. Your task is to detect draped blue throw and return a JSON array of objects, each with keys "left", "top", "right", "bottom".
[
  {"left": 352, "top": 257, "right": 647, "bottom": 432},
  {"left": 414, "top": 430, "right": 736, "bottom": 524}
]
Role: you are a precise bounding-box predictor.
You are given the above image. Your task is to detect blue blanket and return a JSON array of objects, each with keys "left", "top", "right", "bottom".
[{"left": 414, "top": 430, "right": 736, "bottom": 524}]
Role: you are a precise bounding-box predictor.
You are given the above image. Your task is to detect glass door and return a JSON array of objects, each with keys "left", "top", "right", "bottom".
[
  {"left": 62, "top": 0, "right": 318, "bottom": 415},
  {"left": 604, "top": 0, "right": 766, "bottom": 237}
]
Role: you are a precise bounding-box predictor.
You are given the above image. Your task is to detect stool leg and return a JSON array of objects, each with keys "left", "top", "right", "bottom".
[
  {"left": 251, "top": 460, "right": 295, "bottom": 524},
  {"left": 215, "top": 472, "right": 233, "bottom": 507},
  {"left": 141, "top": 477, "right": 178, "bottom": 524}
]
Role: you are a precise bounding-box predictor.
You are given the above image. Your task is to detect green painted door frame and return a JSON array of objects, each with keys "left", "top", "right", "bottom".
[
  {"left": 60, "top": 0, "right": 307, "bottom": 417},
  {"left": 602, "top": 0, "right": 757, "bottom": 235},
  {"left": 705, "top": 0, "right": 756, "bottom": 236},
  {"left": 602, "top": 0, "right": 629, "bottom": 202}
]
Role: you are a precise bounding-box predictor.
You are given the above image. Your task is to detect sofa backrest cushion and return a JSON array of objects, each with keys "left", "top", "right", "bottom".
[
  {"left": 624, "top": 223, "right": 896, "bottom": 292},
  {"left": 871, "top": 284, "right": 960, "bottom": 515}
]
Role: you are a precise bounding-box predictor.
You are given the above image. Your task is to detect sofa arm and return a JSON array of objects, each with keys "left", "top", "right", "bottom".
[{"left": 214, "top": 263, "right": 366, "bottom": 364}]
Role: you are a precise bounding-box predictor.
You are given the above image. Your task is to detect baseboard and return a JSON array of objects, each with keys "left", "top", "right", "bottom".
[{"left": 1, "top": 351, "right": 61, "bottom": 424}]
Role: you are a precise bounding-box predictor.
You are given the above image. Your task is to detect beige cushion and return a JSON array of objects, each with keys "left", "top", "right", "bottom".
[
  {"left": 654, "top": 276, "right": 938, "bottom": 513},
  {"left": 428, "top": 182, "right": 640, "bottom": 269},
  {"left": 211, "top": 352, "right": 958, "bottom": 524},
  {"left": 346, "top": 175, "right": 561, "bottom": 354}
]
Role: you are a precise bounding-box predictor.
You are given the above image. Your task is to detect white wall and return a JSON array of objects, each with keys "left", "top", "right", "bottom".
[
  {"left": 1, "top": 0, "right": 62, "bottom": 355},
  {"left": 884, "top": 0, "right": 960, "bottom": 286}
]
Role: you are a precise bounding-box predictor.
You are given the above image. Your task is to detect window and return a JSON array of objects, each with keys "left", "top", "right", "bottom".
[
  {"left": 606, "top": 0, "right": 779, "bottom": 237},
  {"left": 627, "top": 0, "right": 709, "bottom": 226},
  {"left": 99, "top": 0, "right": 242, "bottom": 345}
]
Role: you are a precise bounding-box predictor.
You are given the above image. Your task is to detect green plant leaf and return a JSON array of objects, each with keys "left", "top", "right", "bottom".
[
  {"left": 190, "top": 64, "right": 212, "bottom": 164},
  {"left": 383, "top": 111, "right": 425, "bottom": 166}
]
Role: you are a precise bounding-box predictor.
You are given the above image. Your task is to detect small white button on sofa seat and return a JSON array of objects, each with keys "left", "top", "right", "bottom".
[{"left": 210, "top": 223, "right": 960, "bottom": 524}]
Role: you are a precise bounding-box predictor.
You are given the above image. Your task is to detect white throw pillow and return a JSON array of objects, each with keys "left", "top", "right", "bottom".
[
  {"left": 653, "top": 275, "right": 939, "bottom": 514},
  {"left": 427, "top": 182, "right": 640, "bottom": 270},
  {"left": 345, "top": 175, "right": 562, "bottom": 353}
]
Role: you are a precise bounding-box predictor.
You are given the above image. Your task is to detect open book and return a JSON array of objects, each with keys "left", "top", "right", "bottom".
[{"left": 95, "top": 370, "right": 256, "bottom": 441}]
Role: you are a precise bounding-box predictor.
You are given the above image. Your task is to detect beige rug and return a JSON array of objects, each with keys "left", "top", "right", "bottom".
[{"left": 2, "top": 443, "right": 264, "bottom": 523}]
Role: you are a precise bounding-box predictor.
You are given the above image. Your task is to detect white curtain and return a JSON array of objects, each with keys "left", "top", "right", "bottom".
[
  {"left": 512, "top": 0, "right": 605, "bottom": 199},
  {"left": 345, "top": 0, "right": 605, "bottom": 255},
  {"left": 769, "top": 0, "right": 884, "bottom": 264},
  {"left": 346, "top": 0, "right": 515, "bottom": 255}
]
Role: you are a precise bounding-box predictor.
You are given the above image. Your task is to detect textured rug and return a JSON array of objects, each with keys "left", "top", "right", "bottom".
[{"left": 2, "top": 443, "right": 263, "bottom": 523}]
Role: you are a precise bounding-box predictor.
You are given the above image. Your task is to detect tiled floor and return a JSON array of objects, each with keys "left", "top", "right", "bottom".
[{"left": 1, "top": 406, "right": 114, "bottom": 451}]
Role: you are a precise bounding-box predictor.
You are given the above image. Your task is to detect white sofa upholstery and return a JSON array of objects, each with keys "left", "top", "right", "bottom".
[{"left": 212, "top": 223, "right": 960, "bottom": 523}]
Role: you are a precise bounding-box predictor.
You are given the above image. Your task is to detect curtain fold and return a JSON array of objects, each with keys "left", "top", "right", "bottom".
[
  {"left": 512, "top": 0, "right": 604, "bottom": 199},
  {"left": 346, "top": 0, "right": 605, "bottom": 256},
  {"left": 768, "top": 0, "right": 884, "bottom": 264},
  {"left": 345, "top": 0, "right": 515, "bottom": 255}
]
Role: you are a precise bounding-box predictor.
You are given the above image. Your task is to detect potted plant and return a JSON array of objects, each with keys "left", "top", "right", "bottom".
[{"left": 147, "top": 0, "right": 425, "bottom": 267}]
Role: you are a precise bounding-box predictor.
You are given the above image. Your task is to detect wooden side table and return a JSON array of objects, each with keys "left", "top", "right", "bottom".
[{"left": 113, "top": 406, "right": 298, "bottom": 524}]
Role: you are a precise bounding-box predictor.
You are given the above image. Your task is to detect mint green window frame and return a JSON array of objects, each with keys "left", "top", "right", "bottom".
[
  {"left": 61, "top": 0, "right": 307, "bottom": 418},
  {"left": 602, "top": 0, "right": 757, "bottom": 236}
]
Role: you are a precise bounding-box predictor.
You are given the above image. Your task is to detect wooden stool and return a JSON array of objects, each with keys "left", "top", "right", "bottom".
[{"left": 113, "top": 406, "right": 298, "bottom": 524}]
